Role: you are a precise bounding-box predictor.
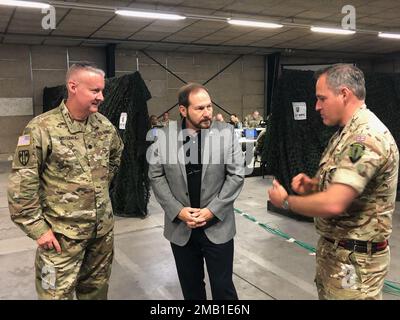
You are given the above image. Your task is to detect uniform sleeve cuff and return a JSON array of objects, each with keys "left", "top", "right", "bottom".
[{"left": 27, "top": 220, "right": 50, "bottom": 240}]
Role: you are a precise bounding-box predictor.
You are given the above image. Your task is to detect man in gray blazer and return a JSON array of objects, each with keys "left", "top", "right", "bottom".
[{"left": 147, "top": 83, "right": 245, "bottom": 300}]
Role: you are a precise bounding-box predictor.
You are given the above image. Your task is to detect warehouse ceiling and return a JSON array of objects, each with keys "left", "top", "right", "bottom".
[{"left": 0, "top": 0, "right": 400, "bottom": 57}]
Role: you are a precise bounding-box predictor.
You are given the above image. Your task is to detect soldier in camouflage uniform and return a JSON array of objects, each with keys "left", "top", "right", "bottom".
[
  {"left": 8, "top": 62, "right": 124, "bottom": 299},
  {"left": 160, "top": 112, "right": 170, "bottom": 127},
  {"left": 244, "top": 110, "right": 263, "bottom": 128},
  {"left": 268, "top": 64, "right": 399, "bottom": 299}
]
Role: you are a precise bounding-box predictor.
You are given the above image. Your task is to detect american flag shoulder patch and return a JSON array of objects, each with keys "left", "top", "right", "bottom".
[{"left": 17, "top": 135, "right": 31, "bottom": 147}]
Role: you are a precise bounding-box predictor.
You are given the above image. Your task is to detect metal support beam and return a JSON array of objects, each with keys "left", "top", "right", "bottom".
[
  {"left": 140, "top": 50, "right": 186, "bottom": 84},
  {"left": 265, "top": 52, "right": 281, "bottom": 117},
  {"left": 203, "top": 55, "right": 243, "bottom": 86},
  {"left": 140, "top": 50, "right": 241, "bottom": 118},
  {"left": 106, "top": 44, "right": 116, "bottom": 78}
]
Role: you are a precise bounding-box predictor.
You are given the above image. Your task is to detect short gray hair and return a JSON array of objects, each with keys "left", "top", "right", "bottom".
[
  {"left": 66, "top": 62, "right": 105, "bottom": 84},
  {"left": 315, "top": 63, "right": 366, "bottom": 100}
]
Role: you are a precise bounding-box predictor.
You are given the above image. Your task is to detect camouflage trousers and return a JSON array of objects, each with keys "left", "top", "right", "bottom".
[
  {"left": 315, "top": 237, "right": 390, "bottom": 300},
  {"left": 35, "top": 229, "right": 114, "bottom": 300}
]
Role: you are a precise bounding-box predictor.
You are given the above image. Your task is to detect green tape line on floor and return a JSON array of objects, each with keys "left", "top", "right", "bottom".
[{"left": 234, "top": 207, "right": 400, "bottom": 296}]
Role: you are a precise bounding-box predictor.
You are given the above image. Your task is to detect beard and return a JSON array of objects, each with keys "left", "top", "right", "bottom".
[{"left": 186, "top": 112, "right": 211, "bottom": 129}]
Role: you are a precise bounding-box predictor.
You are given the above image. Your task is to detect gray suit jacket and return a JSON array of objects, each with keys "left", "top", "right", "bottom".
[{"left": 148, "top": 120, "right": 245, "bottom": 246}]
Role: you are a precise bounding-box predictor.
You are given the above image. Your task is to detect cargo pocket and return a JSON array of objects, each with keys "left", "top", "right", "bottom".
[{"left": 349, "top": 249, "right": 389, "bottom": 290}]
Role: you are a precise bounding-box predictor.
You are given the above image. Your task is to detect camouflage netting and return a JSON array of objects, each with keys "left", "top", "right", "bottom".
[
  {"left": 43, "top": 72, "right": 152, "bottom": 217},
  {"left": 262, "top": 69, "right": 400, "bottom": 198}
]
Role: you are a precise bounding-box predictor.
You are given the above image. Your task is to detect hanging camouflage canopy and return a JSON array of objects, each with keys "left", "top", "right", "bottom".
[
  {"left": 262, "top": 69, "right": 400, "bottom": 199},
  {"left": 262, "top": 69, "right": 336, "bottom": 194}
]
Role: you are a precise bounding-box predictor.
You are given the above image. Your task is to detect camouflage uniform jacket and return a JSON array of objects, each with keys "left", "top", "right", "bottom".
[
  {"left": 160, "top": 119, "right": 170, "bottom": 127},
  {"left": 315, "top": 105, "right": 399, "bottom": 242},
  {"left": 8, "top": 101, "right": 124, "bottom": 240},
  {"left": 244, "top": 114, "right": 263, "bottom": 128}
]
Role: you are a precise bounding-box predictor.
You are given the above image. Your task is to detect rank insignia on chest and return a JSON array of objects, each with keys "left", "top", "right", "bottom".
[
  {"left": 348, "top": 143, "right": 365, "bottom": 163},
  {"left": 18, "top": 150, "right": 30, "bottom": 166}
]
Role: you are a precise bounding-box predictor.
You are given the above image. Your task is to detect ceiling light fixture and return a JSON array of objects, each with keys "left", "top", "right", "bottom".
[
  {"left": 115, "top": 9, "right": 186, "bottom": 21},
  {"left": 310, "top": 26, "right": 355, "bottom": 35},
  {"left": 378, "top": 32, "right": 400, "bottom": 39},
  {"left": 228, "top": 19, "right": 283, "bottom": 29},
  {"left": 0, "top": 0, "right": 50, "bottom": 9}
]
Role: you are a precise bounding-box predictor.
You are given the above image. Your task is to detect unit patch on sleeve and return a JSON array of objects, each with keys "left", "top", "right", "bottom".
[
  {"left": 348, "top": 143, "right": 365, "bottom": 163},
  {"left": 18, "top": 150, "right": 30, "bottom": 166}
]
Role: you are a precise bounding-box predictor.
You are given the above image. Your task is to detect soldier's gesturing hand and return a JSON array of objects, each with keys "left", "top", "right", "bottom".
[
  {"left": 291, "top": 173, "right": 317, "bottom": 195},
  {"left": 37, "top": 229, "right": 62, "bottom": 253},
  {"left": 268, "top": 179, "right": 288, "bottom": 208}
]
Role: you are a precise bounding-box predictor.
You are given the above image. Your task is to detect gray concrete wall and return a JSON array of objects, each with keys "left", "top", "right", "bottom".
[
  {"left": 0, "top": 42, "right": 385, "bottom": 155},
  {"left": 0, "top": 45, "right": 33, "bottom": 154},
  {"left": 115, "top": 50, "right": 265, "bottom": 122},
  {"left": 0, "top": 44, "right": 265, "bottom": 154},
  {"left": 0, "top": 44, "right": 106, "bottom": 154}
]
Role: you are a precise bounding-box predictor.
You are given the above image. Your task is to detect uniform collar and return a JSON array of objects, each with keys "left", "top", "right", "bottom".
[
  {"left": 339, "top": 103, "right": 367, "bottom": 137},
  {"left": 60, "top": 100, "right": 100, "bottom": 134}
]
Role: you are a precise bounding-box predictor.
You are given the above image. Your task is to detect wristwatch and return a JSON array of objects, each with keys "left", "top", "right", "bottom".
[{"left": 282, "top": 197, "right": 290, "bottom": 210}]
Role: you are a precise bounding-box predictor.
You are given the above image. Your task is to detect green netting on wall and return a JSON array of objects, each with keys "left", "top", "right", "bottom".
[
  {"left": 261, "top": 69, "right": 336, "bottom": 194},
  {"left": 43, "top": 72, "right": 152, "bottom": 217},
  {"left": 262, "top": 69, "right": 400, "bottom": 197}
]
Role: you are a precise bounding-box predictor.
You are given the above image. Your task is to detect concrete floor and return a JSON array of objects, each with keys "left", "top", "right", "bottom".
[{"left": 0, "top": 159, "right": 399, "bottom": 300}]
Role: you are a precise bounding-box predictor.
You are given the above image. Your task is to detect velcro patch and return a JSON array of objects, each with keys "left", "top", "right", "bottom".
[
  {"left": 355, "top": 135, "right": 366, "bottom": 143},
  {"left": 348, "top": 143, "right": 365, "bottom": 163},
  {"left": 17, "top": 135, "right": 31, "bottom": 147},
  {"left": 18, "top": 150, "right": 30, "bottom": 166}
]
